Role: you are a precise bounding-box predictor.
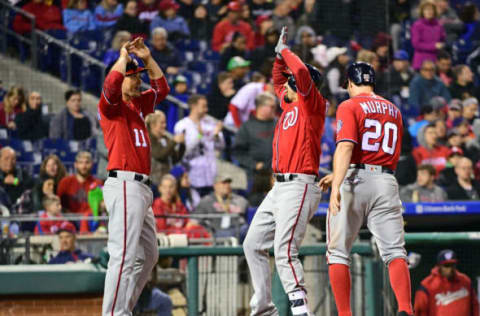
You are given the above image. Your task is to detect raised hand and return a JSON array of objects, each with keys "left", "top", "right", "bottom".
[
  {"left": 274, "top": 26, "right": 289, "bottom": 58},
  {"left": 128, "top": 37, "right": 151, "bottom": 61},
  {"left": 119, "top": 41, "right": 132, "bottom": 62}
]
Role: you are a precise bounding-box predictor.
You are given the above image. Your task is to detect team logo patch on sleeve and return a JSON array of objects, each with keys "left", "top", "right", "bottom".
[{"left": 337, "top": 120, "right": 343, "bottom": 133}]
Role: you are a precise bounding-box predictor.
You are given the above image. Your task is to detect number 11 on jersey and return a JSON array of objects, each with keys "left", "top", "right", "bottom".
[{"left": 133, "top": 128, "right": 147, "bottom": 147}]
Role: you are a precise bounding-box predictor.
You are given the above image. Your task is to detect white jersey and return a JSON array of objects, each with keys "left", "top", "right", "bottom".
[
  {"left": 174, "top": 116, "right": 225, "bottom": 188},
  {"left": 224, "top": 82, "right": 266, "bottom": 127}
]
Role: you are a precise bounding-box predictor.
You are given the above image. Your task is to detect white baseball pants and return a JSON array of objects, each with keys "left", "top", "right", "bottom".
[{"left": 102, "top": 176, "right": 158, "bottom": 316}]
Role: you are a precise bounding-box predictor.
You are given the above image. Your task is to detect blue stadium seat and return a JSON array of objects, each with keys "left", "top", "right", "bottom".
[
  {"left": 175, "top": 39, "right": 200, "bottom": 52},
  {"left": 196, "top": 82, "right": 211, "bottom": 95},
  {"left": 9, "top": 138, "right": 33, "bottom": 154},
  {"left": 42, "top": 138, "right": 71, "bottom": 153},
  {"left": 17, "top": 152, "right": 42, "bottom": 164},
  {"left": 202, "top": 50, "right": 220, "bottom": 62},
  {"left": 188, "top": 60, "right": 208, "bottom": 73}
]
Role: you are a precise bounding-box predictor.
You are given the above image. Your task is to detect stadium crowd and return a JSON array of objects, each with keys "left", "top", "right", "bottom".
[{"left": 1, "top": 0, "right": 480, "bottom": 246}]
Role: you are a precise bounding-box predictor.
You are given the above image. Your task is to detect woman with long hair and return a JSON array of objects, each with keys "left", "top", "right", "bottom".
[
  {"left": 0, "top": 86, "right": 27, "bottom": 129},
  {"left": 38, "top": 154, "right": 67, "bottom": 189}
]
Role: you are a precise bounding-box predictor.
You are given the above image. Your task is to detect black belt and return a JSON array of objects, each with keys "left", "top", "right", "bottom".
[
  {"left": 275, "top": 174, "right": 320, "bottom": 182},
  {"left": 349, "top": 164, "right": 395, "bottom": 174},
  {"left": 109, "top": 170, "right": 151, "bottom": 186}
]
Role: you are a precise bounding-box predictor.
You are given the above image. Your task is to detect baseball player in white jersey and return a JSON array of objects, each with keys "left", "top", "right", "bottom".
[
  {"left": 224, "top": 81, "right": 274, "bottom": 128},
  {"left": 319, "top": 62, "right": 413, "bottom": 316},
  {"left": 99, "top": 38, "right": 170, "bottom": 315}
]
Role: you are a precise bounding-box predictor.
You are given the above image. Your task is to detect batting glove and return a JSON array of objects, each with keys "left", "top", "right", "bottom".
[{"left": 275, "top": 26, "right": 289, "bottom": 59}]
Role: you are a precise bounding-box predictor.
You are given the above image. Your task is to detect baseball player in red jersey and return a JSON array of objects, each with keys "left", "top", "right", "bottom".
[
  {"left": 243, "top": 27, "right": 326, "bottom": 316},
  {"left": 98, "top": 37, "right": 170, "bottom": 316},
  {"left": 319, "top": 62, "right": 413, "bottom": 316}
]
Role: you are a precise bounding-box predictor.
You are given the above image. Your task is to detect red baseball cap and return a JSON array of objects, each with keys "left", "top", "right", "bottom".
[
  {"left": 228, "top": 1, "right": 242, "bottom": 11},
  {"left": 57, "top": 221, "right": 77, "bottom": 235},
  {"left": 158, "top": 0, "right": 179, "bottom": 11},
  {"left": 255, "top": 14, "right": 271, "bottom": 26}
]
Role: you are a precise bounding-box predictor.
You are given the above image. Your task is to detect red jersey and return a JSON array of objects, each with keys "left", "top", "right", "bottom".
[
  {"left": 98, "top": 71, "right": 169, "bottom": 175},
  {"left": 211, "top": 19, "right": 255, "bottom": 52},
  {"left": 412, "top": 145, "right": 450, "bottom": 175},
  {"left": 152, "top": 198, "right": 189, "bottom": 233},
  {"left": 13, "top": 2, "right": 64, "bottom": 34},
  {"left": 336, "top": 93, "right": 403, "bottom": 170},
  {"left": 57, "top": 175, "right": 103, "bottom": 213},
  {"left": 271, "top": 50, "right": 327, "bottom": 175},
  {"left": 34, "top": 212, "right": 64, "bottom": 235},
  {"left": 414, "top": 267, "right": 479, "bottom": 316}
]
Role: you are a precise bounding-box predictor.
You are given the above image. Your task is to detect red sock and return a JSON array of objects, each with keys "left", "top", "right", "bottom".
[
  {"left": 388, "top": 258, "right": 413, "bottom": 314},
  {"left": 328, "top": 264, "right": 352, "bottom": 316}
]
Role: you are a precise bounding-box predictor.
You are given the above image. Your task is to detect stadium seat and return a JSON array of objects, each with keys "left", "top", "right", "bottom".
[
  {"left": 202, "top": 49, "right": 220, "bottom": 62},
  {"left": 9, "top": 138, "right": 33, "bottom": 153},
  {"left": 175, "top": 39, "right": 200, "bottom": 52},
  {"left": 196, "top": 82, "right": 211, "bottom": 95},
  {"left": 187, "top": 60, "right": 208, "bottom": 73}
]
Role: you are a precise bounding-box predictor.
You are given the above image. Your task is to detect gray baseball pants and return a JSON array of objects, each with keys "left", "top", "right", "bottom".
[
  {"left": 327, "top": 167, "right": 407, "bottom": 266},
  {"left": 243, "top": 174, "right": 322, "bottom": 316},
  {"left": 102, "top": 175, "right": 159, "bottom": 316}
]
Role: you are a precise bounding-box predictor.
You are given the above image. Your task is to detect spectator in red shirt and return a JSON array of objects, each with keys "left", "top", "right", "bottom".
[
  {"left": 57, "top": 151, "right": 103, "bottom": 213},
  {"left": 0, "top": 86, "right": 26, "bottom": 130},
  {"left": 413, "top": 123, "right": 450, "bottom": 175},
  {"left": 137, "top": 0, "right": 159, "bottom": 26},
  {"left": 152, "top": 174, "right": 208, "bottom": 238},
  {"left": 152, "top": 174, "right": 190, "bottom": 233},
  {"left": 13, "top": 0, "right": 65, "bottom": 34},
  {"left": 414, "top": 249, "right": 479, "bottom": 316},
  {"left": 211, "top": 1, "right": 255, "bottom": 52},
  {"left": 35, "top": 194, "right": 64, "bottom": 235}
]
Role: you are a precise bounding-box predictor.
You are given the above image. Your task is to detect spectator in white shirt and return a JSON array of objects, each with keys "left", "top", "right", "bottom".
[
  {"left": 224, "top": 79, "right": 274, "bottom": 129},
  {"left": 174, "top": 95, "right": 224, "bottom": 196}
]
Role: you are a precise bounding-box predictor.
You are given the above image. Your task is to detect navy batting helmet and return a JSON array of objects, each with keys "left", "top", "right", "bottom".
[
  {"left": 285, "top": 63, "right": 323, "bottom": 92},
  {"left": 343, "top": 62, "right": 375, "bottom": 88}
]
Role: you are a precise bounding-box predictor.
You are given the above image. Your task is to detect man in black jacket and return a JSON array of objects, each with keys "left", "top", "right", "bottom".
[
  {"left": 233, "top": 92, "right": 276, "bottom": 181},
  {"left": 376, "top": 49, "right": 414, "bottom": 99},
  {"left": 447, "top": 157, "right": 480, "bottom": 200},
  {"left": 14, "top": 91, "right": 49, "bottom": 141},
  {"left": 0, "top": 147, "right": 33, "bottom": 204}
]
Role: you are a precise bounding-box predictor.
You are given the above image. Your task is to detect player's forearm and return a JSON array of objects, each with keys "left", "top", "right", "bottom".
[
  {"left": 331, "top": 142, "right": 354, "bottom": 190},
  {"left": 143, "top": 55, "right": 164, "bottom": 80},
  {"left": 110, "top": 55, "right": 129, "bottom": 76},
  {"left": 281, "top": 49, "right": 312, "bottom": 94},
  {"left": 272, "top": 57, "right": 287, "bottom": 85}
]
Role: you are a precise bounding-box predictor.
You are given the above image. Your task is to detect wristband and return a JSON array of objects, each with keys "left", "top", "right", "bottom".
[{"left": 13, "top": 177, "right": 19, "bottom": 186}]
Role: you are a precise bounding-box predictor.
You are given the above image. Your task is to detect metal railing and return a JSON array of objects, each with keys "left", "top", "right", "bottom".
[
  {"left": 0, "top": 0, "right": 36, "bottom": 67},
  {"left": 159, "top": 243, "right": 379, "bottom": 316},
  {"left": 0, "top": 0, "right": 237, "bottom": 132}
]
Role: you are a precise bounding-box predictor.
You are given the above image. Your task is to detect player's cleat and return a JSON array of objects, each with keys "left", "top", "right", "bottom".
[{"left": 397, "top": 311, "right": 413, "bottom": 316}]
